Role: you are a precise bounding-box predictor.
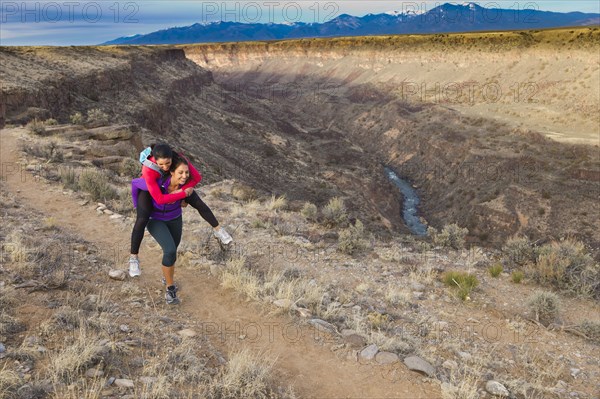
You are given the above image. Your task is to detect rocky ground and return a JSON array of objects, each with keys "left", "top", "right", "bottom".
[{"left": 1, "top": 124, "right": 598, "bottom": 398}]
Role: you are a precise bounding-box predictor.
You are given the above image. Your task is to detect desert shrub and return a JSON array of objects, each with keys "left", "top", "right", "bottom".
[
  {"left": 300, "top": 202, "right": 318, "bottom": 220},
  {"left": 59, "top": 166, "right": 78, "bottom": 191},
  {"left": 119, "top": 158, "right": 140, "bottom": 178},
  {"left": 429, "top": 223, "right": 468, "bottom": 250},
  {"left": 231, "top": 184, "right": 257, "bottom": 202},
  {"left": 338, "top": 219, "right": 367, "bottom": 255},
  {"left": 78, "top": 169, "right": 118, "bottom": 202},
  {"left": 86, "top": 108, "right": 109, "bottom": 125},
  {"left": 442, "top": 271, "right": 478, "bottom": 301},
  {"left": 44, "top": 118, "right": 58, "bottom": 126},
  {"left": 527, "top": 290, "right": 560, "bottom": 326},
  {"left": 26, "top": 118, "right": 46, "bottom": 135},
  {"left": 576, "top": 321, "right": 600, "bottom": 343},
  {"left": 502, "top": 235, "right": 537, "bottom": 266},
  {"left": 511, "top": 270, "right": 524, "bottom": 283},
  {"left": 70, "top": 112, "right": 84, "bottom": 125},
  {"left": 322, "top": 197, "right": 347, "bottom": 227},
  {"left": 529, "top": 238, "right": 599, "bottom": 298},
  {"left": 488, "top": 263, "right": 503, "bottom": 277},
  {"left": 267, "top": 194, "right": 287, "bottom": 211}
]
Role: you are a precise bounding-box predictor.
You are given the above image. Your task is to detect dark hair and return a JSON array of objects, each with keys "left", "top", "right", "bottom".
[
  {"left": 150, "top": 143, "right": 173, "bottom": 160},
  {"left": 170, "top": 152, "right": 189, "bottom": 173}
]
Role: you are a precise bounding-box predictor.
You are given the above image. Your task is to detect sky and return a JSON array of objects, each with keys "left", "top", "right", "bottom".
[{"left": 1, "top": 1, "right": 599, "bottom": 45}]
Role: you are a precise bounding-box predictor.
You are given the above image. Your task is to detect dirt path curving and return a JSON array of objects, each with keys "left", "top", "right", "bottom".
[{"left": 0, "top": 127, "right": 441, "bottom": 399}]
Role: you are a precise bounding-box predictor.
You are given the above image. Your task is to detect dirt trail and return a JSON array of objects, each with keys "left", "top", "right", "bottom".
[{"left": 0, "top": 128, "right": 440, "bottom": 399}]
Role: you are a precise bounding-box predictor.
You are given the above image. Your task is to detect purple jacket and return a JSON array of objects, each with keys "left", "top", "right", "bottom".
[{"left": 131, "top": 176, "right": 182, "bottom": 221}]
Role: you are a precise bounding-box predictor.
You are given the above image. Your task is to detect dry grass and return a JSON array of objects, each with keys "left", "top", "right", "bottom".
[
  {"left": 267, "top": 194, "right": 287, "bottom": 211},
  {"left": 0, "top": 363, "right": 21, "bottom": 399},
  {"left": 49, "top": 326, "right": 103, "bottom": 383},
  {"left": 204, "top": 349, "right": 295, "bottom": 399}
]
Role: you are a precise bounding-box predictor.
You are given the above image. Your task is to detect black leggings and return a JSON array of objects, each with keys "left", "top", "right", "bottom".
[{"left": 130, "top": 190, "right": 219, "bottom": 254}]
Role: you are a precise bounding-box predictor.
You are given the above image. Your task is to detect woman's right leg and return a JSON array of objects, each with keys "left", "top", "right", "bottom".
[{"left": 128, "top": 190, "right": 154, "bottom": 277}]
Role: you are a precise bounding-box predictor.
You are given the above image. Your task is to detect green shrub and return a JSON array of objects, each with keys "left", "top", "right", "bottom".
[
  {"left": 59, "top": 167, "right": 78, "bottom": 191},
  {"left": 78, "top": 169, "right": 118, "bottom": 201},
  {"left": 322, "top": 197, "right": 347, "bottom": 227},
  {"left": 502, "top": 235, "right": 537, "bottom": 266},
  {"left": 86, "top": 108, "right": 109, "bottom": 125},
  {"left": 511, "top": 270, "right": 524, "bottom": 283},
  {"left": 428, "top": 223, "right": 468, "bottom": 250},
  {"left": 442, "top": 271, "right": 478, "bottom": 301},
  {"left": 577, "top": 321, "right": 600, "bottom": 344},
  {"left": 69, "top": 112, "right": 84, "bottom": 125},
  {"left": 338, "top": 219, "right": 367, "bottom": 255},
  {"left": 44, "top": 118, "right": 58, "bottom": 126},
  {"left": 529, "top": 238, "right": 599, "bottom": 298},
  {"left": 301, "top": 202, "right": 318, "bottom": 221},
  {"left": 527, "top": 290, "right": 560, "bottom": 326},
  {"left": 488, "top": 263, "right": 503, "bottom": 277},
  {"left": 26, "top": 118, "right": 46, "bottom": 135},
  {"left": 119, "top": 158, "right": 140, "bottom": 178}
]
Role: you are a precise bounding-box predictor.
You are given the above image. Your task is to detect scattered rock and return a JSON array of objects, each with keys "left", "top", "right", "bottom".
[
  {"left": 78, "top": 199, "right": 89, "bottom": 206},
  {"left": 308, "top": 319, "right": 337, "bottom": 334},
  {"left": 570, "top": 368, "right": 581, "bottom": 378},
  {"left": 344, "top": 334, "right": 367, "bottom": 349},
  {"left": 119, "top": 324, "right": 130, "bottom": 333},
  {"left": 360, "top": 344, "right": 378, "bottom": 360},
  {"left": 109, "top": 214, "right": 123, "bottom": 219},
  {"left": 114, "top": 378, "right": 134, "bottom": 389},
  {"left": 107, "top": 377, "right": 116, "bottom": 386},
  {"left": 108, "top": 269, "right": 126, "bottom": 281},
  {"left": 0, "top": 343, "right": 5, "bottom": 353},
  {"left": 178, "top": 329, "right": 197, "bottom": 338},
  {"left": 485, "top": 380, "right": 509, "bottom": 397},
  {"left": 410, "top": 282, "right": 426, "bottom": 291},
  {"left": 457, "top": 351, "right": 472, "bottom": 361},
  {"left": 295, "top": 307, "right": 312, "bottom": 318},
  {"left": 85, "top": 368, "right": 104, "bottom": 378},
  {"left": 442, "top": 360, "right": 458, "bottom": 370},
  {"left": 404, "top": 356, "right": 436, "bottom": 377},
  {"left": 97, "top": 203, "right": 107, "bottom": 209},
  {"left": 376, "top": 351, "right": 399, "bottom": 365},
  {"left": 103, "top": 209, "right": 114, "bottom": 215},
  {"left": 273, "top": 298, "right": 295, "bottom": 308}
]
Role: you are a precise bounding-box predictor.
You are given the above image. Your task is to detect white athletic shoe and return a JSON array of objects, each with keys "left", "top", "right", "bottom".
[
  {"left": 213, "top": 227, "right": 233, "bottom": 245},
  {"left": 128, "top": 256, "right": 141, "bottom": 277}
]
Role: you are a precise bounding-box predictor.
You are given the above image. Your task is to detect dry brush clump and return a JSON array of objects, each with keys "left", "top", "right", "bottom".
[
  {"left": 502, "top": 235, "right": 538, "bottom": 267},
  {"left": 527, "top": 290, "right": 561, "bottom": 326},
  {"left": 321, "top": 197, "right": 348, "bottom": 227},
  {"left": 528, "top": 238, "right": 599, "bottom": 298},
  {"left": 78, "top": 168, "right": 119, "bottom": 202},
  {"left": 337, "top": 219, "right": 367, "bottom": 255},
  {"left": 428, "top": 224, "right": 468, "bottom": 250},
  {"left": 204, "top": 349, "right": 295, "bottom": 399}
]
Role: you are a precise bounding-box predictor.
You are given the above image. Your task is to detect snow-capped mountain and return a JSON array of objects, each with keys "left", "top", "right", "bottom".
[{"left": 102, "top": 3, "right": 599, "bottom": 45}]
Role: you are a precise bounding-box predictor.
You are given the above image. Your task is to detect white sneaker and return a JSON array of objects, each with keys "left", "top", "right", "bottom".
[
  {"left": 213, "top": 227, "right": 233, "bottom": 245},
  {"left": 128, "top": 256, "right": 141, "bottom": 277}
]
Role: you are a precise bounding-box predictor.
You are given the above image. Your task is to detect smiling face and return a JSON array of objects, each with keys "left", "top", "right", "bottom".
[
  {"left": 171, "top": 163, "right": 190, "bottom": 186},
  {"left": 156, "top": 157, "right": 172, "bottom": 172}
]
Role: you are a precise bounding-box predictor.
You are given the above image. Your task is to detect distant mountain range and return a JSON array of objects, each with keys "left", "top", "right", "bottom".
[{"left": 102, "top": 2, "right": 600, "bottom": 45}]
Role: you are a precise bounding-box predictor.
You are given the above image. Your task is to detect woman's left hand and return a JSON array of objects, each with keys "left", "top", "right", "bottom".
[{"left": 181, "top": 201, "right": 188, "bottom": 208}]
